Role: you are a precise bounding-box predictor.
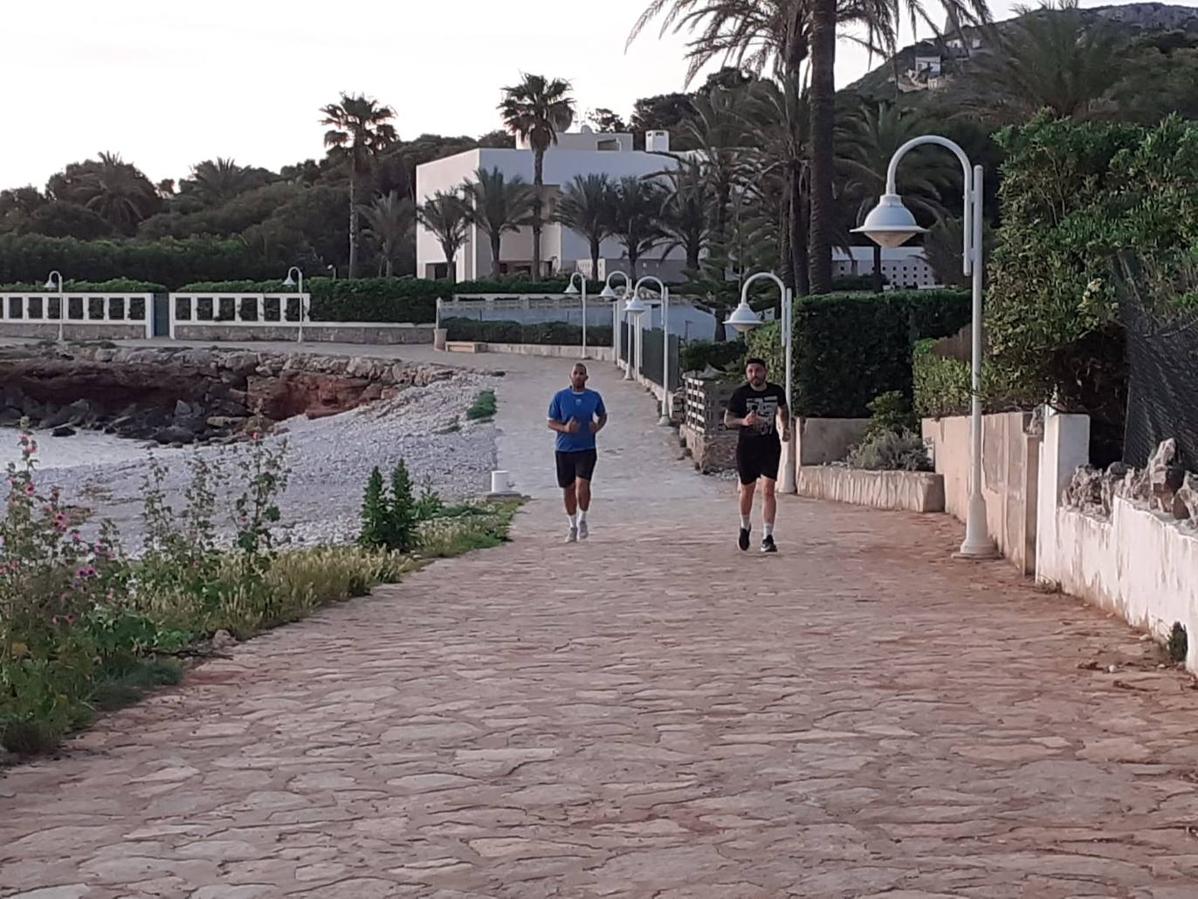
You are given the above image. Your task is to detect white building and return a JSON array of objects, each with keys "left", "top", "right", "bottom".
[
  {"left": 416, "top": 127, "right": 938, "bottom": 288},
  {"left": 415, "top": 127, "right": 684, "bottom": 282}
]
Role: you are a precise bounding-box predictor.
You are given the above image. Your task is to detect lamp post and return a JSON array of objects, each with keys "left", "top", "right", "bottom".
[
  {"left": 283, "top": 266, "right": 306, "bottom": 344},
  {"left": 622, "top": 290, "right": 648, "bottom": 383},
  {"left": 601, "top": 270, "right": 631, "bottom": 374},
  {"left": 564, "top": 272, "right": 588, "bottom": 358},
  {"left": 724, "top": 272, "right": 795, "bottom": 494},
  {"left": 634, "top": 276, "right": 672, "bottom": 426},
  {"left": 44, "top": 270, "right": 64, "bottom": 342},
  {"left": 853, "top": 134, "right": 995, "bottom": 560}
]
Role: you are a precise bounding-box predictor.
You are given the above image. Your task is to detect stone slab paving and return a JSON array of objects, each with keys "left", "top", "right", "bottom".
[{"left": 4, "top": 358, "right": 1198, "bottom": 898}]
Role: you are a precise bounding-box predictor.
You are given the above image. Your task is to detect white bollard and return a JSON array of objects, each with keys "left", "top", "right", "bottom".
[{"left": 490, "top": 471, "right": 511, "bottom": 494}]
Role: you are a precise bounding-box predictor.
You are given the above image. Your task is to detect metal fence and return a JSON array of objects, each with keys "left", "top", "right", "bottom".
[{"left": 1121, "top": 298, "right": 1198, "bottom": 469}]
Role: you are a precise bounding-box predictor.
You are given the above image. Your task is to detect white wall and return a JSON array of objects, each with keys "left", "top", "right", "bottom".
[{"left": 1036, "top": 410, "right": 1198, "bottom": 672}]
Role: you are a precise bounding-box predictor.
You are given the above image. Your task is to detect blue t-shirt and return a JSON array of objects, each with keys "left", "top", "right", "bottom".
[{"left": 548, "top": 388, "right": 607, "bottom": 453}]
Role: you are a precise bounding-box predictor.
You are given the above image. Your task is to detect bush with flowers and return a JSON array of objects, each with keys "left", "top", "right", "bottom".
[{"left": 0, "top": 428, "right": 515, "bottom": 757}]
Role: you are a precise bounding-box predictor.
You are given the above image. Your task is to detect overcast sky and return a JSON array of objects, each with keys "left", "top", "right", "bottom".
[{"left": 3, "top": 0, "right": 1174, "bottom": 190}]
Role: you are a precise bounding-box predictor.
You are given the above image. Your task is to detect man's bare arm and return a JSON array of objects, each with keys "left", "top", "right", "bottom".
[
  {"left": 548, "top": 419, "right": 578, "bottom": 434},
  {"left": 591, "top": 414, "right": 608, "bottom": 434}
]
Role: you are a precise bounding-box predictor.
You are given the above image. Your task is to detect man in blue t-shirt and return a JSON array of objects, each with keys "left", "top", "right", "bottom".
[{"left": 547, "top": 362, "right": 608, "bottom": 543}]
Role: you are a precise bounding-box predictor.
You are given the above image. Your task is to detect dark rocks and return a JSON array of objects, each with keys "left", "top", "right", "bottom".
[{"left": 51, "top": 426, "right": 76, "bottom": 438}]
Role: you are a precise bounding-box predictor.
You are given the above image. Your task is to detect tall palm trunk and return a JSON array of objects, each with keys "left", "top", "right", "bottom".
[
  {"left": 590, "top": 238, "right": 601, "bottom": 280},
  {"left": 490, "top": 234, "right": 502, "bottom": 277},
  {"left": 872, "top": 244, "right": 884, "bottom": 293},
  {"left": 792, "top": 167, "right": 811, "bottom": 296},
  {"left": 348, "top": 168, "right": 359, "bottom": 279},
  {"left": 385, "top": 257, "right": 394, "bottom": 278},
  {"left": 441, "top": 243, "right": 457, "bottom": 282},
  {"left": 808, "top": 0, "right": 837, "bottom": 295},
  {"left": 532, "top": 150, "right": 544, "bottom": 277}
]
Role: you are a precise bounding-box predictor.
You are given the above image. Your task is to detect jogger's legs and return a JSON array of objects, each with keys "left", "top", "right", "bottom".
[
  {"left": 761, "top": 477, "right": 777, "bottom": 529},
  {"left": 563, "top": 484, "right": 578, "bottom": 517},
  {"left": 576, "top": 478, "right": 591, "bottom": 513},
  {"left": 739, "top": 480, "right": 757, "bottom": 519}
]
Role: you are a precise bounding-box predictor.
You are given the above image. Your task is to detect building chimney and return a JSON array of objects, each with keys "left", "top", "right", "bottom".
[{"left": 645, "top": 130, "right": 670, "bottom": 153}]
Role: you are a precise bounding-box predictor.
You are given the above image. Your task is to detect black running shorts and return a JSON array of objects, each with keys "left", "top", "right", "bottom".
[
  {"left": 735, "top": 439, "right": 781, "bottom": 485},
  {"left": 556, "top": 450, "right": 597, "bottom": 488}
]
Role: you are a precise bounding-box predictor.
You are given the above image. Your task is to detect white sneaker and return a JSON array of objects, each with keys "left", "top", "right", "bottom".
[
  {"left": 577, "top": 519, "right": 589, "bottom": 540},
  {"left": 565, "top": 527, "right": 578, "bottom": 544}
]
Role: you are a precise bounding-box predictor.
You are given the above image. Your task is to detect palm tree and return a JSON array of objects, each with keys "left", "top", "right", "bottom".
[
  {"left": 957, "top": 0, "right": 1124, "bottom": 125},
  {"left": 460, "top": 167, "right": 536, "bottom": 278},
  {"left": 554, "top": 174, "right": 616, "bottom": 278},
  {"left": 630, "top": 0, "right": 988, "bottom": 293},
  {"left": 320, "top": 93, "right": 398, "bottom": 278},
  {"left": 837, "top": 101, "right": 956, "bottom": 291},
  {"left": 657, "top": 158, "right": 711, "bottom": 272},
  {"left": 182, "top": 158, "right": 263, "bottom": 208},
  {"left": 361, "top": 190, "right": 414, "bottom": 278},
  {"left": 680, "top": 87, "right": 747, "bottom": 263},
  {"left": 610, "top": 177, "right": 667, "bottom": 279},
  {"left": 499, "top": 74, "right": 575, "bottom": 277},
  {"left": 66, "top": 152, "right": 161, "bottom": 236},
  {"left": 417, "top": 191, "right": 470, "bottom": 282}
]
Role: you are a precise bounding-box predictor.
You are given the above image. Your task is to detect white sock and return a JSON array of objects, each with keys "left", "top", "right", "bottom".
[
  {"left": 578, "top": 509, "right": 587, "bottom": 523},
  {"left": 567, "top": 513, "right": 577, "bottom": 529},
  {"left": 739, "top": 515, "right": 751, "bottom": 530},
  {"left": 764, "top": 521, "right": 775, "bottom": 538}
]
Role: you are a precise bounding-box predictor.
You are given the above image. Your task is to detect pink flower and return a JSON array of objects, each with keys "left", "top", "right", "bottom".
[{"left": 23, "top": 483, "right": 35, "bottom": 496}]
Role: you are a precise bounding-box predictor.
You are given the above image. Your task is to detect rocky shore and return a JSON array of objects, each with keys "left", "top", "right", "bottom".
[{"left": 0, "top": 344, "right": 501, "bottom": 549}]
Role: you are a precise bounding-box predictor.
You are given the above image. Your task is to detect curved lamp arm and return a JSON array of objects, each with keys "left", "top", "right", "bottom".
[{"left": 885, "top": 135, "right": 976, "bottom": 276}]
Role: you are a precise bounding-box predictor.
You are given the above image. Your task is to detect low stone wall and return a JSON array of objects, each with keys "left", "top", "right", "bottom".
[
  {"left": 681, "top": 424, "right": 737, "bottom": 473},
  {"left": 173, "top": 323, "right": 434, "bottom": 344},
  {"left": 0, "top": 322, "right": 149, "bottom": 340},
  {"left": 797, "top": 466, "right": 946, "bottom": 513},
  {"left": 923, "top": 412, "right": 1040, "bottom": 574},
  {"left": 1036, "top": 410, "right": 1198, "bottom": 673}
]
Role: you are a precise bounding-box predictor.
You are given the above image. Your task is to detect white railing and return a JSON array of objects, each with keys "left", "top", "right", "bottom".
[
  {"left": 0, "top": 293, "right": 154, "bottom": 338},
  {"left": 169, "top": 293, "right": 310, "bottom": 340}
]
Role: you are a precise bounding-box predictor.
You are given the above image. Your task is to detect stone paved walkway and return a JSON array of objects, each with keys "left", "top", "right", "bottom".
[{"left": 4, "top": 357, "right": 1198, "bottom": 898}]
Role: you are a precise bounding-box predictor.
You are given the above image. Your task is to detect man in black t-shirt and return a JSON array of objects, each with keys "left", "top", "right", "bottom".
[{"left": 724, "top": 357, "right": 790, "bottom": 553}]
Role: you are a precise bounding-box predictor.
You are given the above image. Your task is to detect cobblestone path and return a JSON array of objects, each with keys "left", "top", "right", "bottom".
[{"left": 3, "top": 357, "right": 1198, "bottom": 898}]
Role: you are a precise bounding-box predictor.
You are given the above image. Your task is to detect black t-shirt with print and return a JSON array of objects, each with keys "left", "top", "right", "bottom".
[{"left": 727, "top": 382, "right": 787, "bottom": 447}]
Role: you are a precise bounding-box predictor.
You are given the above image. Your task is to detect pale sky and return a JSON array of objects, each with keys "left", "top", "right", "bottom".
[{"left": 2, "top": 0, "right": 1174, "bottom": 190}]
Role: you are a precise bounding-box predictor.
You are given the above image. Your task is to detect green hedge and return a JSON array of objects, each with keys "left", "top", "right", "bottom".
[
  {"left": 747, "top": 290, "right": 971, "bottom": 418},
  {"left": 442, "top": 317, "right": 613, "bottom": 347},
  {"left": 0, "top": 278, "right": 168, "bottom": 294},
  {"left": 680, "top": 338, "right": 747, "bottom": 373}
]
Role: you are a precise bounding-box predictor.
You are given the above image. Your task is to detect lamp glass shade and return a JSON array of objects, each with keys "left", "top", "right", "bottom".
[
  {"left": 563, "top": 281, "right": 579, "bottom": 296},
  {"left": 283, "top": 275, "right": 296, "bottom": 287},
  {"left": 44, "top": 278, "right": 56, "bottom": 289},
  {"left": 624, "top": 295, "right": 648, "bottom": 316},
  {"left": 851, "top": 193, "right": 926, "bottom": 248},
  {"left": 725, "top": 300, "right": 763, "bottom": 334},
  {"left": 599, "top": 284, "right": 617, "bottom": 300}
]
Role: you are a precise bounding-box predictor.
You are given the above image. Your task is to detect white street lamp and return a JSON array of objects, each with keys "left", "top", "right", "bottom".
[
  {"left": 44, "top": 270, "right": 64, "bottom": 342},
  {"left": 283, "top": 266, "right": 306, "bottom": 344},
  {"left": 602, "top": 270, "right": 631, "bottom": 373},
  {"left": 724, "top": 272, "right": 795, "bottom": 493},
  {"left": 564, "top": 272, "right": 588, "bottom": 359},
  {"left": 853, "top": 134, "right": 995, "bottom": 560},
  {"left": 633, "top": 276, "right": 672, "bottom": 426},
  {"left": 622, "top": 290, "right": 647, "bottom": 382}
]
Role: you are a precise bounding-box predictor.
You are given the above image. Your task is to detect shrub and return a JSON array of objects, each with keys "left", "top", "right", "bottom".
[
  {"left": 863, "top": 391, "right": 917, "bottom": 439},
  {"left": 846, "top": 430, "right": 932, "bottom": 472},
  {"left": 0, "top": 278, "right": 168, "bottom": 294},
  {"left": 913, "top": 339, "right": 973, "bottom": 419},
  {"left": 680, "top": 338, "right": 746, "bottom": 374},
  {"left": 358, "top": 461, "right": 421, "bottom": 553},
  {"left": 746, "top": 289, "right": 971, "bottom": 418},
  {"left": 466, "top": 389, "right": 497, "bottom": 421}
]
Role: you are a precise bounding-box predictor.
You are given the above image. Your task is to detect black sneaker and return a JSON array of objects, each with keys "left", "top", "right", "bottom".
[
  {"left": 738, "top": 527, "right": 751, "bottom": 551},
  {"left": 761, "top": 535, "right": 778, "bottom": 553}
]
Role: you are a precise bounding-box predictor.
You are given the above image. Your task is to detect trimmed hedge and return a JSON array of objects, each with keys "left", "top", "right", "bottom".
[
  {"left": 0, "top": 278, "right": 168, "bottom": 294},
  {"left": 747, "top": 290, "right": 971, "bottom": 418},
  {"left": 442, "top": 317, "right": 613, "bottom": 347},
  {"left": 680, "top": 338, "right": 747, "bottom": 374}
]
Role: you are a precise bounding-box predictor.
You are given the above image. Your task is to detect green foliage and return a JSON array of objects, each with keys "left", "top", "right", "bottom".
[
  {"left": 913, "top": 339, "right": 973, "bottom": 419},
  {"left": 443, "top": 317, "right": 612, "bottom": 347},
  {"left": 846, "top": 430, "right": 933, "bottom": 472},
  {"left": 680, "top": 338, "right": 746, "bottom": 373},
  {"left": 746, "top": 289, "right": 971, "bottom": 418},
  {"left": 863, "top": 391, "right": 917, "bottom": 439},
  {"left": 466, "top": 390, "right": 498, "bottom": 421},
  {"left": 0, "top": 277, "right": 168, "bottom": 294},
  {"left": 358, "top": 460, "right": 422, "bottom": 553}
]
